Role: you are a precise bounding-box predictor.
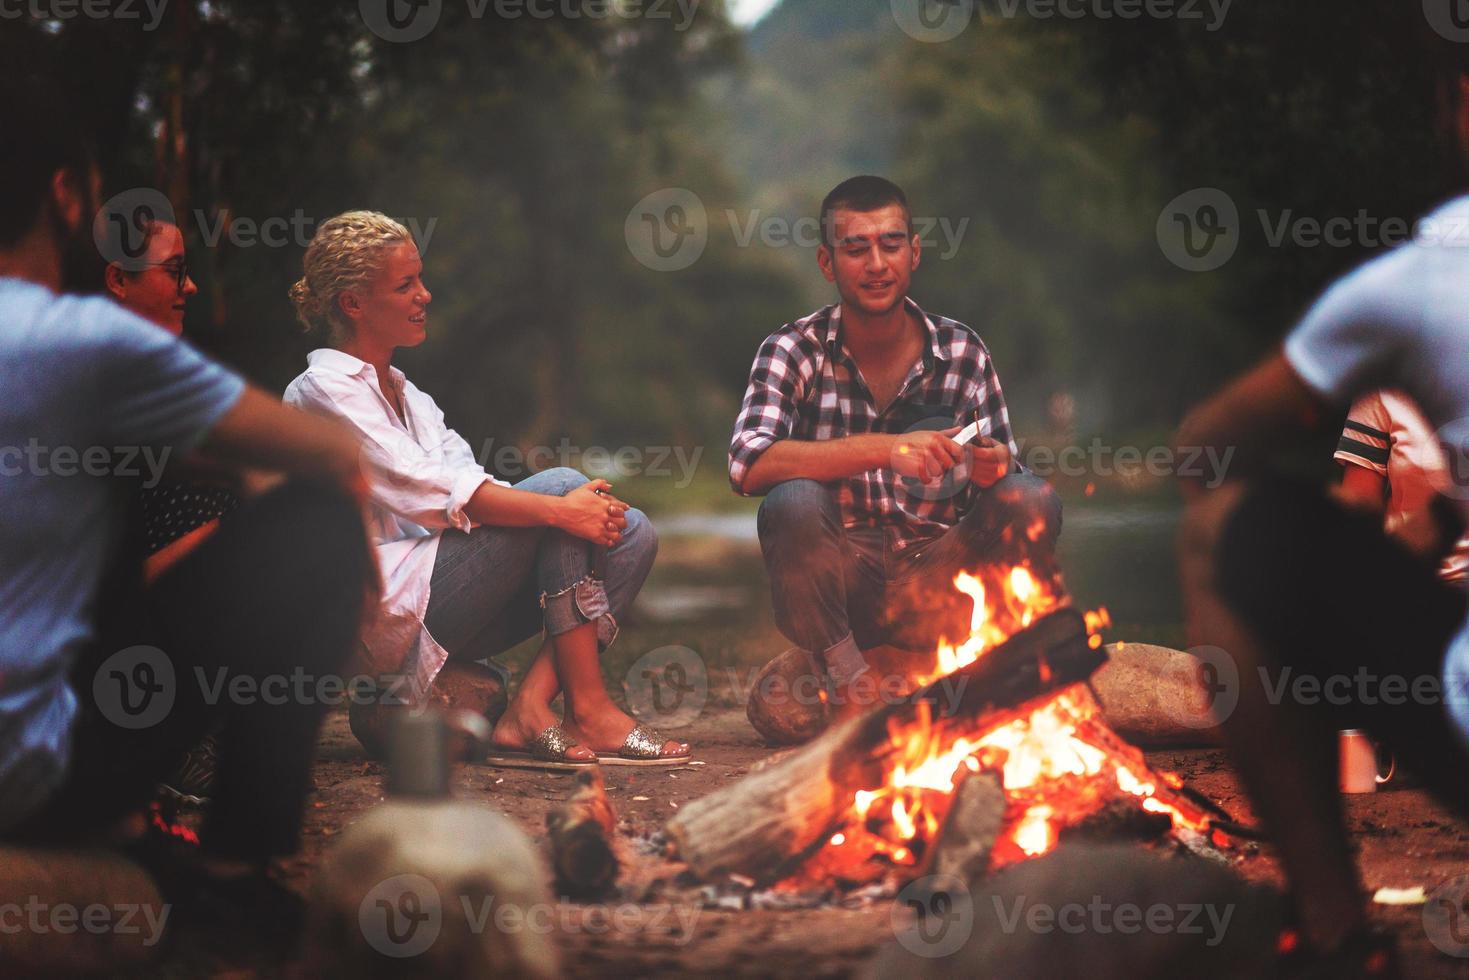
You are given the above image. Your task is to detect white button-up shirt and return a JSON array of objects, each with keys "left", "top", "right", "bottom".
[{"left": 284, "top": 348, "right": 507, "bottom": 699}]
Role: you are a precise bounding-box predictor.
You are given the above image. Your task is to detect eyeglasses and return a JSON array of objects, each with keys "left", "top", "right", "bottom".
[{"left": 159, "top": 258, "right": 190, "bottom": 294}]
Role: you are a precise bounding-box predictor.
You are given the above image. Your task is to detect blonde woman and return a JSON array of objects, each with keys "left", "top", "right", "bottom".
[{"left": 285, "top": 211, "right": 687, "bottom": 765}]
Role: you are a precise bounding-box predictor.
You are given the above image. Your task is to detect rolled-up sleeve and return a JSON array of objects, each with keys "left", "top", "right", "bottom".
[
  {"left": 729, "top": 331, "right": 811, "bottom": 495},
  {"left": 286, "top": 375, "right": 491, "bottom": 532}
]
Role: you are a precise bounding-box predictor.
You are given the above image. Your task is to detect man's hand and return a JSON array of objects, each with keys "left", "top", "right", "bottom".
[
  {"left": 968, "top": 436, "right": 1011, "bottom": 489},
  {"left": 891, "top": 428, "right": 964, "bottom": 482}
]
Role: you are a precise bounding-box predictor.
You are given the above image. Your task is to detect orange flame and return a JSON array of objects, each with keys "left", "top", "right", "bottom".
[{"left": 817, "top": 567, "right": 1211, "bottom": 880}]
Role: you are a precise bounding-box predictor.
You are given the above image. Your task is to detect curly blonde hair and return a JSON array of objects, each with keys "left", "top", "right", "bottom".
[{"left": 289, "top": 211, "right": 415, "bottom": 342}]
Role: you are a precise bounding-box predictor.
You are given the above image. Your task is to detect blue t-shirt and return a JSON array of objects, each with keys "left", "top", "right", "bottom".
[
  {"left": 0, "top": 278, "right": 245, "bottom": 831},
  {"left": 1284, "top": 194, "right": 1469, "bottom": 750}
]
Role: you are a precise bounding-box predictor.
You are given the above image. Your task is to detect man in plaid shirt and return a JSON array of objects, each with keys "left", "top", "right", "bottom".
[{"left": 730, "top": 177, "right": 1061, "bottom": 718}]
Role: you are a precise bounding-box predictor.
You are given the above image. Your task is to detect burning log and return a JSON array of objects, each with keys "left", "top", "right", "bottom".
[
  {"left": 916, "top": 772, "right": 1005, "bottom": 883},
  {"left": 546, "top": 768, "right": 619, "bottom": 900},
  {"left": 667, "top": 610, "right": 1103, "bottom": 884}
]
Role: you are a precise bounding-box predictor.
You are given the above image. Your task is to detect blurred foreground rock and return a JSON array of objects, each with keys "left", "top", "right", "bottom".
[
  {"left": 0, "top": 846, "right": 167, "bottom": 974},
  {"left": 869, "top": 844, "right": 1281, "bottom": 980}
]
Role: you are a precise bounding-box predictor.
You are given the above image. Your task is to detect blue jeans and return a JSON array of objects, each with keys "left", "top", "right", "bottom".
[
  {"left": 757, "top": 474, "right": 1062, "bottom": 683},
  {"left": 422, "top": 468, "right": 658, "bottom": 665}
]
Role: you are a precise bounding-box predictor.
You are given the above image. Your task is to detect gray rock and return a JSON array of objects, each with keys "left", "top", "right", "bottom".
[
  {"left": 745, "top": 647, "right": 830, "bottom": 746},
  {"left": 1091, "top": 643, "right": 1226, "bottom": 747}
]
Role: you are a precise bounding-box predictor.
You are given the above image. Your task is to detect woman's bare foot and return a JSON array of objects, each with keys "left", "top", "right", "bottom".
[
  {"left": 491, "top": 697, "right": 594, "bottom": 761},
  {"left": 563, "top": 706, "right": 689, "bottom": 758}
]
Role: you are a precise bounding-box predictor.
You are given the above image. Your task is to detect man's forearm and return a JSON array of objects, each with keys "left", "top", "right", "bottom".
[
  {"left": 1174, "top": 351, "right": 1329, "bottom": 499},
  {"left": 742, "top": 435, "right": 894, "bottom": 494},
  {"left": 201, "top": 387, "right": 364, "bottom": 495}
]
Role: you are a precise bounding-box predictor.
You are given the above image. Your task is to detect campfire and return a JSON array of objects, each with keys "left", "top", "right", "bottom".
[{"left": 666, "top": 562, "right": 1222, "bottom": 891}]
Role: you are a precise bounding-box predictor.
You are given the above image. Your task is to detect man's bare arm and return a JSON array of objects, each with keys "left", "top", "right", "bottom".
[
  {"left": 1174, "top": 350, "right": 1332, "bottom": 500},
  {"left": 1334, "top": 464, "right": 1387, "bottom": 514},
  {"left": 198, "top": 386, "right": 366, "bottom": 499}
]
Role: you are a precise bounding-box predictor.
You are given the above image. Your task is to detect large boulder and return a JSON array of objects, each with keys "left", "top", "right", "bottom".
[
  {"left": 745, "top": 647, "right": 829, "bottom": 746},
  {"left": 1091, "top": 643, "right": 1226, "bottom": 747},
  {"left": 350, "top": 661, "right": 508, "bottom": 761},
  {"left": 745, "top": 645, "right": 937, "bottom": 745}
]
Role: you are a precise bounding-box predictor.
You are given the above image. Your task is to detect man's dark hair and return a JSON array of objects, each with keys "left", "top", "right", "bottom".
[
  {"left": 0, "top": 42, "right": 95, "bottom": 249},
  {"left": 819, "top": 176, "right": 914, "bottom": 248}
]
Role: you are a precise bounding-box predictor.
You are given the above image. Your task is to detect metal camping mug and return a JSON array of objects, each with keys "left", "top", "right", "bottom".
[{"left": 1339, "top": 729, "right": 1396, "bottom": 793}]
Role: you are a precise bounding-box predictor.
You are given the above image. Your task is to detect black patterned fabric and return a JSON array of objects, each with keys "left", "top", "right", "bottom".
[{"left": 140, "top": 483, "right": 239, "bottom": 555}]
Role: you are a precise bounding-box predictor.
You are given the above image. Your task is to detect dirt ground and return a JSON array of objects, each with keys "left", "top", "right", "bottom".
[{"left": 142, "top": 700, "right": 1469, "bottom": 978}]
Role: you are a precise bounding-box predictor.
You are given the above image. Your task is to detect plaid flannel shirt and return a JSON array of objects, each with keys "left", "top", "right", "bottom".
[{"left": 729, "top": 299, "right": 1020, "bottom": 550}]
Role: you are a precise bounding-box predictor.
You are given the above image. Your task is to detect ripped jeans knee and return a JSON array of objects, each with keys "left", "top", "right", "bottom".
[{"left": 541, "top": 574, "right": 619, "bottom": 650}]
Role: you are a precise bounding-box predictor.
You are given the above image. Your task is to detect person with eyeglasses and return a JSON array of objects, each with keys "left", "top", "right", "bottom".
[
  {"left": 101, "top": 219, "right": 196, "bottom": 337},
  {"left": 99, "top": 218, "right": 275, "bottom": 806}
]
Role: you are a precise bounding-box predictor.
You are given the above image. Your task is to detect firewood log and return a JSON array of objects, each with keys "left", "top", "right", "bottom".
[
  {"left": 546, "top": 768, "right": 619, "bottom": 900},
  {"left": 668, "top": 610, "right": 1102, "bottom": 883}
]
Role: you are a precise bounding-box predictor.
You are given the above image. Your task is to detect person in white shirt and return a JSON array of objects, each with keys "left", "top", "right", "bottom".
[{"left": 284, "top": 211, "right": 687, "bottom": 765}]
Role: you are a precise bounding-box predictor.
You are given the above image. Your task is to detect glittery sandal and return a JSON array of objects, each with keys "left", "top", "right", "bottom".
[
  {"left": 482, "top": 725, "right": 597, "bottom": 771},
  {"left": 591, "top": 723, "right": 693, "bottom": 767}
]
